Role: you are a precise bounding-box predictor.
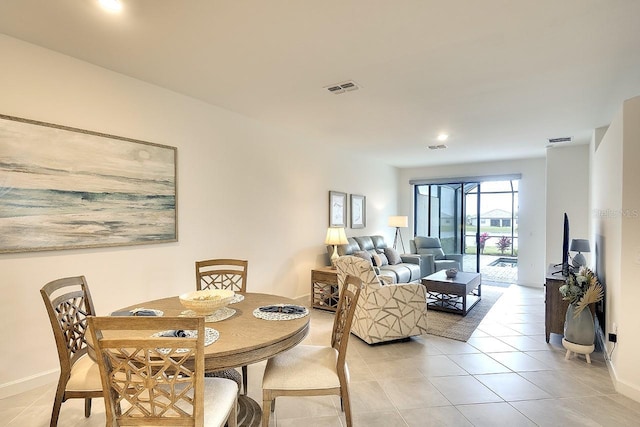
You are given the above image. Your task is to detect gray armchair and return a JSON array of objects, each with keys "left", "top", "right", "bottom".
[{"left": 410, "top": 236, "right": 463, "bottom": 274}]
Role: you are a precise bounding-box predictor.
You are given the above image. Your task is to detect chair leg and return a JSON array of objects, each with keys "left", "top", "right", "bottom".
[
  {"left": 341, "top": 387, "right": 353, "bottom": 427},
  {"left": 242, "top": 365, "right": 248, "bottom": 396},
  {"left": 50, "top": 381, "right": 66, "bottom": 427},
  {"left": 84, "top": 398, "right": 92, "bottom": 417},
  {"left": 227, "top": 397, "right": 238, "bottom": 427},
  {"left": 261, "top": 394, "right": 272, "bottom": 427}
]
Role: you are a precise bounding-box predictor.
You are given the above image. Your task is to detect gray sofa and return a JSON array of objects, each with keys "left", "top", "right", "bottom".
[{"left": 331, "top": 235, "right": 425, "bottom": 283}]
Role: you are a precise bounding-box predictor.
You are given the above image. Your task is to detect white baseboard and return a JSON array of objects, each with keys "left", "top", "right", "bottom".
[
  {"left": 614, "top": 377, "right": 640, "bottom": 403},
  {"left": 599, "top": 329, "right": 640, "bottom": 403},
  {"left": 0, "top": 369, "right": 59, "bottom": 399}
]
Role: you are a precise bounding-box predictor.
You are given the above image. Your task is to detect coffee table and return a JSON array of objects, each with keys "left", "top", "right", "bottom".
[{"left": 421, "top": 270, "right": 482, "bottom": 316}]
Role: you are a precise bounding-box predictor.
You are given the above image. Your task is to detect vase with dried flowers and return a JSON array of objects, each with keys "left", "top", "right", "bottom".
[{"left": 559, "top": 266, "right": 604, "bottom": 346}]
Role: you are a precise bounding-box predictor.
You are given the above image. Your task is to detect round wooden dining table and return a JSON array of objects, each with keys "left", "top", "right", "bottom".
[{"left": 117, "top": 292, "right": 310, "bottom": 373}]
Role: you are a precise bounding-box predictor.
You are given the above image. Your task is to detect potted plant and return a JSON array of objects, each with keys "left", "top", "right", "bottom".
[{"left": 559, "top": 266, "right": 604, "bottom": 346}]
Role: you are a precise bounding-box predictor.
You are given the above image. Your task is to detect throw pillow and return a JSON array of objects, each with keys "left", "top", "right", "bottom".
[
  {"left": 384, "top": 247, "right": 402, "bottom": 265},
  {"left": 353, "top": 250, "right": 373, "bottom": 265},
  {"left": 372, "top": 252, "right": 389, "bottom": 267}
]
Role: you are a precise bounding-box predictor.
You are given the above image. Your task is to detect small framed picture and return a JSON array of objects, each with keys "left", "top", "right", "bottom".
[
  {"left": 350, "top": 194, "right": 366, "bottom": 229},
  {"left": 329, "top": 191, "right": 347, "bottom": 227}
]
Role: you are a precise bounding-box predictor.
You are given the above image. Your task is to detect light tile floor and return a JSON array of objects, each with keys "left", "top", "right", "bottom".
[{"left": 3, "top": 285, "right": 640, "bottom": 426}]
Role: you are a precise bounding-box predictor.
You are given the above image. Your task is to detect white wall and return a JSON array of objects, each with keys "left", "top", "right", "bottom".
[
  {"left": 591, "top": 95, "right": 640, "bottom": 402},
  {"left": 618, "top": 96, "right": 640, "bottom": 400},
  {"left": 545, "top": 144, "right": 590, "bottom": 268},
  {"left": 0, "top": 35, "right": 399, "bottom": 395},
  {"left": 398, "top": 158, "right": 546, "bottom": 287}
]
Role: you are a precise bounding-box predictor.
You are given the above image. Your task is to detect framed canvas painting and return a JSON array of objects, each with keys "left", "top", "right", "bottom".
[
  {"left": 350, "top": 194, "right": 365, "bottom": 229},
  {"left": 329, "top": 191, "right": 347, "bottom": 227},
  {"left": 0, "top": 114, "right": 177, "bottom": 253}
]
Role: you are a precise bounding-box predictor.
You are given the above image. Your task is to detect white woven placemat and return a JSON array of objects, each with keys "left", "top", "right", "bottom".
[
  {"left": 229, "top": 294, "right": 245, "bottom": 304},
  {"left": 151, "top": 327, "right": 219, "bottom": 354},
  {"left": 252, "top": 305, "right": 309, "bottom": 321}
]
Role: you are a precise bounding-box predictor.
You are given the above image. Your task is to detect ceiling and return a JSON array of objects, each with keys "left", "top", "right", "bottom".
[{"left": 1, "top": 0, "right": 639, "bottom": 168}]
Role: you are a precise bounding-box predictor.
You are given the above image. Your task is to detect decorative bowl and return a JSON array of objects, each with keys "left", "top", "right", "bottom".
[
  {"left": 179, "top": 289, "right": 235, "bottom": 316},
  {"left": 445, "top": 268, "right": 458, "bottom": 279}
]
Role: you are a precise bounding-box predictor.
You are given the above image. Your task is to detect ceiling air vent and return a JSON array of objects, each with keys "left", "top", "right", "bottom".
[
  {"left": 548, "top": 137, "right": 573, "bottom": 144},
  {"left": 428, "top": 144, "right": 448, "bottom": 150},
  {"left": 324, "top": 80, "right": 360, "bottom": 94}
]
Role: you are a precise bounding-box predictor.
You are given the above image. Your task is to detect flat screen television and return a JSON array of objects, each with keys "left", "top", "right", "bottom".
[
  {"left": 562, "top": 213, "right": 570, "bottom": 276},
  {"left": 553, "top": 213, "right": 570, "bottom": 276}
]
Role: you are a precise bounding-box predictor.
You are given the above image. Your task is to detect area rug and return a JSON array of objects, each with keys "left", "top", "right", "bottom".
[{"left": 426, "top": 284, "right": 507, "bottom": 342}]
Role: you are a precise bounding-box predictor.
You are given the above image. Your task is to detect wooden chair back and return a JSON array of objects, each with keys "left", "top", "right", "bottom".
[
  {"left": 331, "top": 274, "right": 362, "bottom": 373},
  {"left": 195, "top": 259, "right": 248, "bottom": 292},
  {"left": 41, "top": 276, "right": 96, "bottom": 373},
  {"left": 88, "top": 316, "right": 205, "bottom": 427}
]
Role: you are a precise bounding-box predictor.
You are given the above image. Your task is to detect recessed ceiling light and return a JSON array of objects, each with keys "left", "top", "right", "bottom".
[
  {"left": 99, "top": 0, "right": 123, "bottom": 13},
  {"left": 437, "top": 133, "right": 449, "bottom": 141}
]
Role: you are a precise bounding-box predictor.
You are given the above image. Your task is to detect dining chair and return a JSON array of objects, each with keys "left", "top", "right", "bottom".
[
  {"left": 196, "top": 258, "right": 248, "bottom": 292},
  {"left": 40, "top": 276, "right": 103, "bottom": 427},
  {"left": 195, "top": 258, "right": 249, "bottom": 395},
  {"left": 87, "top": 315, "right": 238, "bottom": 427},
  {"left": 261, "top": 274, "right": 362, "bottom": 427}
]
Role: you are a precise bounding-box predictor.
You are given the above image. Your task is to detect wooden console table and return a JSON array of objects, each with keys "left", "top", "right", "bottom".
[
  {"left": 545, "top": 264, "right": 569, "bottom": 342},
  {"left": 311, "top": 267, "right": 338, "bottom": 312}
]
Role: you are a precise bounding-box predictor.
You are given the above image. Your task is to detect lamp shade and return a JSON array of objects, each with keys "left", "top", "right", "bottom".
[
  {"left": 570, "top": 239, "right": 590, "bottom": 253},
  {"left": 388, "top": 216, "right": 408, "bottom": 228},
  {"left": 325, "top": 227, "right": 348, "bottom": 245}
]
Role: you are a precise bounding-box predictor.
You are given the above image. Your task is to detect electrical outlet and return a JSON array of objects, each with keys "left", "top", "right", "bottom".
[{"left": 609, "top": 333, "right": 617, "bottom": 343}]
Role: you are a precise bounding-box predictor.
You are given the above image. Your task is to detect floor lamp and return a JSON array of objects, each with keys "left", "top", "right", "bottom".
[{"left": 388, "top": 216, "right": 408, "bottom": 253}]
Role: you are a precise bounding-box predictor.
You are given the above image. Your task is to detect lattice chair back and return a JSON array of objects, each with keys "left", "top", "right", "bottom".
[
  {"left": 195, "top": 259, "right": 248, "bottom": 292},
  {"left": 88, "top": 316, "right": 207, "bottom": 426},
  {"left": 41, "top": 276, "right": 96, "bottom": 366},
  {"left": 331, "top": 274, "right": 362, "bottom": 369},
  {"left": 41, "top": 276, "right": 103, "bottom": 426}
]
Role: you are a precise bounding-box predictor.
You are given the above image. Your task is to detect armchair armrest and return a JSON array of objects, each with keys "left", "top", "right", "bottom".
[
  {"left": 400, "top": 254, "right": 420, "bottom": 265},
  {"left": 445, "top": 253, "right": 463, "bottom": 268},
  {"left": 370, "top": 282, "right": 427, "bottom": 306},
  {"left": 411, "top": 253, "right": 435, "bottom": 277}
]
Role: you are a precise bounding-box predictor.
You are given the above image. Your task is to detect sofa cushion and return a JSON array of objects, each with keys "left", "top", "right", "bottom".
[
  {"left": 372, "top": 252, "right": 389, "bottom": 267},
  {"left": 337, "top": 237, "right": 360, "bottom": 256},
  {"left": 370, "top": 235, "right": 387, "bottom": 250},
  {"left": 353, "top": 250, "right": 373, "bottom": 265},
  {"left": 384, "top": 247, "right": 402, "bottom": 265},
  {"left": 354, "top": 236, "right": 374, "bottom": 251},
  {"left": 380, "top": 263, "right": 420, "bottom": 283},
  {"left": 414, "top": 236, "right": 446, "bottom": 260},
  {"left": 434, "top": 259, "right": 460, "bottom": 272}
]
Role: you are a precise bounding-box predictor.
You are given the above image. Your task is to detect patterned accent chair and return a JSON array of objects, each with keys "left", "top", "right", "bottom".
[
  {"left": 410, "top": 236, "right": 463, "bottom": 274},
  {"left": 335, "top": 256, "right": 428, "bottom": 344}
]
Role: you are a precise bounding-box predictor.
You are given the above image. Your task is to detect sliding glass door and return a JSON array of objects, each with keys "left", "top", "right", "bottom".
[
  {"left": 414, "top": 178, "right": 519, "bottom": 281},
  {"left": 415, "top": 182, "right": 469, "bottom": 269}
]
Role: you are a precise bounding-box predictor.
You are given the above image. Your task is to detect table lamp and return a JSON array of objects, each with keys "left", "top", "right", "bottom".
[
  {"left": 388, "top": 215, "right": 408, "bottom": 253},
  {"left": 570, "top": 238, "right": 590, "bottom": 268},
  {"left": 325, "top": 227, "right": 348, "bottom": 268}
]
